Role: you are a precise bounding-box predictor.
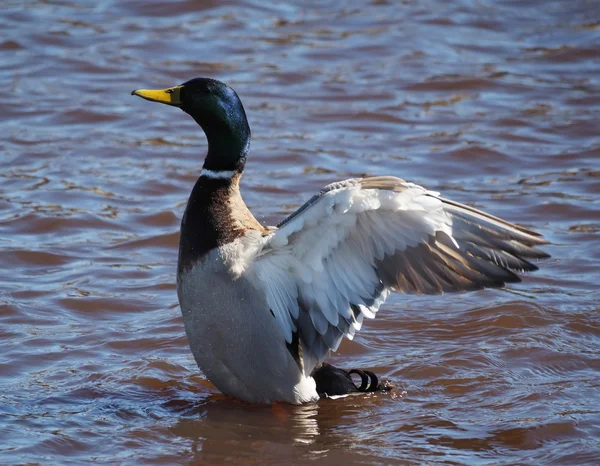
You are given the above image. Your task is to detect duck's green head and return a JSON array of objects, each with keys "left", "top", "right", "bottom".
[{"left": 132, "top": 77, "right": 251, "bottom": 172}]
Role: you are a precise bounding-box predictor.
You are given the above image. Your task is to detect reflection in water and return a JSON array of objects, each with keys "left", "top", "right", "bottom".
[
  {"left": 166, "top": 393, "right": 413, "bottom": 463},
  {"left": 170, "top": 398, "right": 321, "bottom": 458}
]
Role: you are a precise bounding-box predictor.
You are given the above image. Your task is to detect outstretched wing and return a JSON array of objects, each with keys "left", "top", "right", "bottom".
[{"left": 248, "top": 176, "right": 549, "bottom": 374}]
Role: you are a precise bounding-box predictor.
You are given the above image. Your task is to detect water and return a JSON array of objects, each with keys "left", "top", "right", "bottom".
[{"left": 1, "top": 0, "right": 599, "bottom": 464}]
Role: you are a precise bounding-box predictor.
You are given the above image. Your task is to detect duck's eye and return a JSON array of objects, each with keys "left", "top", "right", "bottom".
[{"left": 166, "top": 89, "right": 174, "bottom": 94}]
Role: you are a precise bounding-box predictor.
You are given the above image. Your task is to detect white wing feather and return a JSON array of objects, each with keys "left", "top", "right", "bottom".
[{"left": 246, "top": 177, "right": 548, "bottom": 375}]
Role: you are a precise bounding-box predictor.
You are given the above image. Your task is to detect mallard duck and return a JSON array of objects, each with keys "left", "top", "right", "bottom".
[{"left": 132, "top": 78, "right": 549, "bottom": 404}]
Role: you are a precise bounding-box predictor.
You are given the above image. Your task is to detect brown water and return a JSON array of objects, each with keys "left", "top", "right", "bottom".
[{"left": 1, "top": 0, "right": 600, "bottom": 464}]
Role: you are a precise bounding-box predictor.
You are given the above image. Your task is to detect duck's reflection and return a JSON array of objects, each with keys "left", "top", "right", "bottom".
[
  {"left": 170, "top": 394, "right": 319, "bottom": 442},
  {"left": 165, "top": 388, "right": 398, "bottom": 462}
]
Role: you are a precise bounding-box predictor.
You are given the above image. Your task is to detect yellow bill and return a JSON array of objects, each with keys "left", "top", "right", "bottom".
[{"left": 131, "top": 85, "right": 183, "bottom": 106}]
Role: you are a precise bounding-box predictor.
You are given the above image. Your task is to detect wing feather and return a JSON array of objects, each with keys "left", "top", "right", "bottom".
[{"left": 248, "top": 177, "right": 549, "bottom": 374}]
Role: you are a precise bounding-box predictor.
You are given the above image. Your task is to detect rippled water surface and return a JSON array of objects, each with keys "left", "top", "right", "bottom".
[{"left": 2, "top": 0, "right": 600, "bottom": 464}]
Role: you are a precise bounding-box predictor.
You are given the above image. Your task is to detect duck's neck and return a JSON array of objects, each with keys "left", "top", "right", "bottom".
[
  {"left": 177, "top": 109, "right": 258, "bottom": 274},
  {"left": 190, "top": 112, "right": 251, "bottom": 173},
  {"left": 177, "top": 172, "right": 262, "bottom": 275}
]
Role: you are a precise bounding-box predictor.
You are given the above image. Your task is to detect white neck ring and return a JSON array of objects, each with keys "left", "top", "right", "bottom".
[{"left": 200, "top": 169, "right": 236, "bottom": 180}]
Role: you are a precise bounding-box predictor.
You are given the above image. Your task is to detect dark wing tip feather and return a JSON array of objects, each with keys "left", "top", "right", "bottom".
[{"left": 440, "top": 197, "right": 550, "bottom": 246}]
